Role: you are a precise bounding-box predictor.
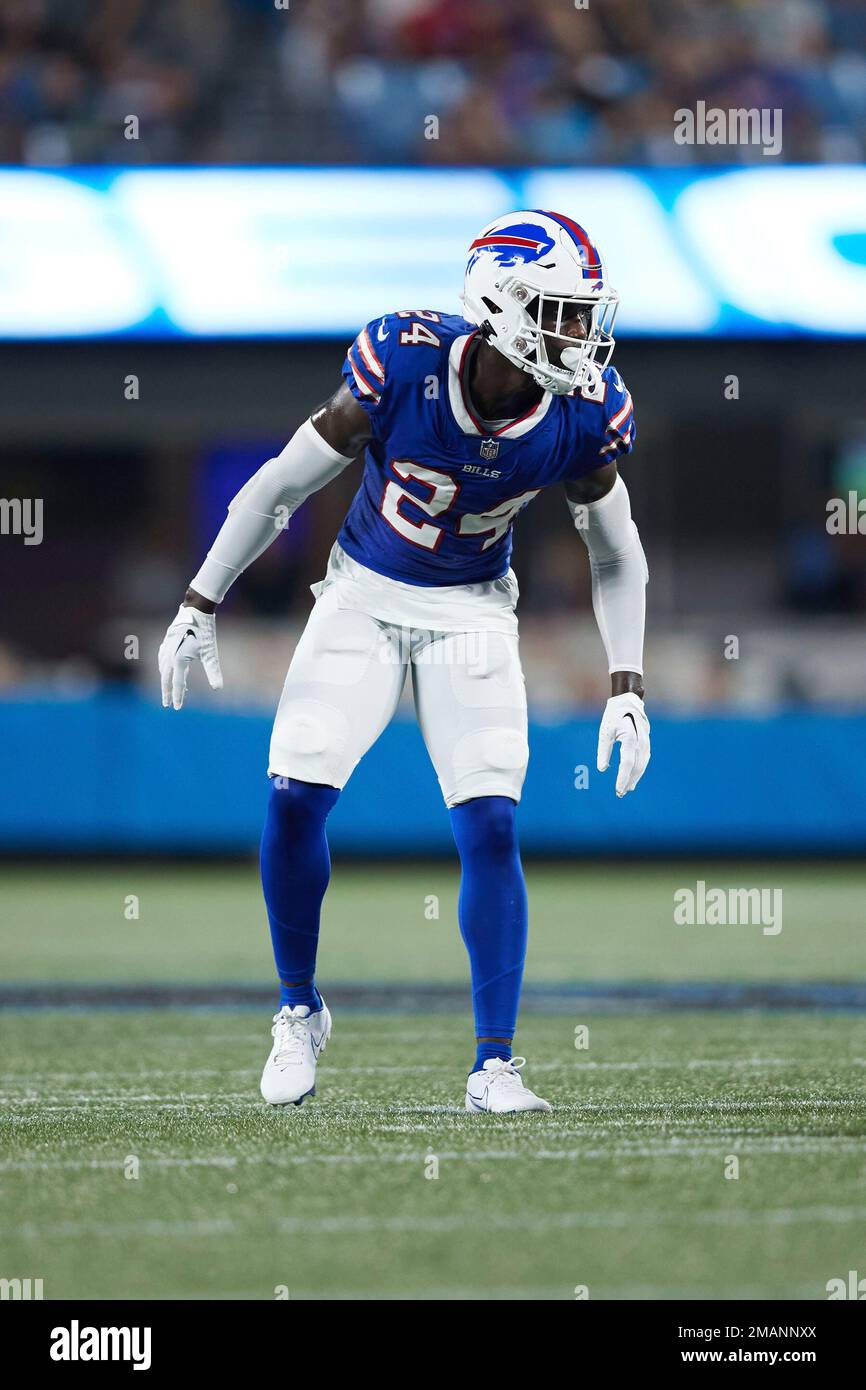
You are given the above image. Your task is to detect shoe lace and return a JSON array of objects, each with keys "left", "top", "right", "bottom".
[
  {"left": 486, "top": 1056, "right": 528, "bottom": 1090},
  {"left": 271, "top": 1008, "right": 309, "bottom": 1065}
]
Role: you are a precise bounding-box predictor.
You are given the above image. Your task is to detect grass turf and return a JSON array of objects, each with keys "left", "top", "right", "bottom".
[
  {"left": 2, "top": 1009, "right": 865, "bottom": 1300},
  {"left": 1, "top": 859, "right": 864, "bottom": 983},
  {"left": 1, "top": 862, "right": 864, "bottom": 1300}
]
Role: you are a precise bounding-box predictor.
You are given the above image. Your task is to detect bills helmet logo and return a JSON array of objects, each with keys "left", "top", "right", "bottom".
[{"left": 466, "top": 221, "right": 556, "bottom": 274}]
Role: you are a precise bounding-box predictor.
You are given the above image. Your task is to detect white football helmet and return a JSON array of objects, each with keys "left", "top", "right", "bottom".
[{"left": 461, "top": 209, "right": 619, "bottom": 395}]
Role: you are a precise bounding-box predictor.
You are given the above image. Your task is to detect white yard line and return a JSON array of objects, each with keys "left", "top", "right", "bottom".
[
  {"left": 4, "top": 1056, "right": 864, "bottom": 1084},
  {"left": 1, "top": 1094, "right": 855, "bottom": 1118},
  {"left": 9, "top": 1204, "right": 866, "bottom": 1242},
  {"left": 1, "top": 1136, "right": 862, "bottom": 1174}
]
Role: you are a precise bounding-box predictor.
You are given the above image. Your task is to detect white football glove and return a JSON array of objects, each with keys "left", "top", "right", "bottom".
[
  {"left": 597, "top": 692, "right": 650, "bottom": 797},
  {"left": 158, "top": 604, "right": 223, "bottom": 710}
]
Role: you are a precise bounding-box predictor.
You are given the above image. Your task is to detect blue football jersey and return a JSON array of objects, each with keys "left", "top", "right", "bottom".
[{"left": 337, "top": 311, "right": 635, "bottom": 586}]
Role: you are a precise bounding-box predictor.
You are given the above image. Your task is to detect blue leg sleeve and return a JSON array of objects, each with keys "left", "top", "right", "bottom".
[
  {"left": 260, "top": 777, "right": 340, "bottom": 1010},
  {"left": 449, "top": 795, "right": 528, "bottom": 1069}
]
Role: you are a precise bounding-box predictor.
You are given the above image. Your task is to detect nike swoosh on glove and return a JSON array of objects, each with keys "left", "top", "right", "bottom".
[
  {"left": 597, "top": 692, "right": 650, "bottom": 797},
  {"left": 157, "top": 604, "right": 223, "bottom": 710}
]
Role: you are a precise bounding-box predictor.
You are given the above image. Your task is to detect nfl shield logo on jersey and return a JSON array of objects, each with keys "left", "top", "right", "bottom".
[{"left": 480, "top": 438, "right": 500, "bottom": 461}]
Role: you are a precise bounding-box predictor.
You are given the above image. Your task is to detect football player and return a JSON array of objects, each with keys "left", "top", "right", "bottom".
[{"left": 158, "top": 210, "right": 650, "bottom": 1113}]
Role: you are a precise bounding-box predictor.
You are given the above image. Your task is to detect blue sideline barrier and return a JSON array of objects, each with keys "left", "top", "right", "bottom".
[{"left": 1, "top": 690, "right": 863, "bottom": 854}]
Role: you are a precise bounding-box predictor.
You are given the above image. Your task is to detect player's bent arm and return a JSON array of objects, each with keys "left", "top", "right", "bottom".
[
  {"left": 309, "top": 381, "right": 373, "bottom": 460},
  {"left": 564, "top": 466, "right": 650, "bottom": 796},
  {"left": 564, "top": 459, "right": 619, "bottom": 507},
  {"left": 185, "top": 391, "right": 364, "bottom": 611},
  {"left": 160, "top": 390, "right": 364, "bottom": 709}
]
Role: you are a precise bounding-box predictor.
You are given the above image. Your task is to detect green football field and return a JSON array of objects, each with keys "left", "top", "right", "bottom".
[{"left": 1, "top": 861, "right": 865, "bottom": 1300}]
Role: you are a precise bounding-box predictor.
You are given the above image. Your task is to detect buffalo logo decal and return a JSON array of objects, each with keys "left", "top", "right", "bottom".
[{"left": 467, "top": 222, "right": 556, "bottom": 273}]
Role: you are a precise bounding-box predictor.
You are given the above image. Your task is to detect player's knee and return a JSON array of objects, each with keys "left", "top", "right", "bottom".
[
  {"left": 270, "top": 698, "right": 349, "bottom": 783},
  {"left": 265, "top": 776, "right": 338, "bottom": 839},
  {"left": 449, "top": 726, "right": 529, "bottom": 804},
  {"left": 451, "top": 794, "right": 518, "bottom": 861}
]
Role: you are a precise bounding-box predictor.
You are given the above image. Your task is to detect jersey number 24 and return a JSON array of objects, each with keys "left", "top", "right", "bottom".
[{"left": 382, "top": 461, "right": 539, "bottom": 552}]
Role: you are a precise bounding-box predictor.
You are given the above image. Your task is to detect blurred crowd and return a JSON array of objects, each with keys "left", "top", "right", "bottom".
[
  {"left": 3, "top": 423, "right": 866, "bottom": 713},
  {"left": 1, "top": 0, "right": 865, "bottom": 166}
]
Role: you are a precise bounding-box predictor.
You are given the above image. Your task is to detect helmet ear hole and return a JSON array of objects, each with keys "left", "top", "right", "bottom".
[{"left": 481, "top": 296, "right": 501, "bottom": 314}]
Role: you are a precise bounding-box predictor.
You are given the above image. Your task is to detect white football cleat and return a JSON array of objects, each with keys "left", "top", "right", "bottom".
[
  {"left": 260, "top": 1000, "right": 331, "bottom": 1106},
  {"left": 465, "top": 1056, "right": 551, "bottom": 1114}
]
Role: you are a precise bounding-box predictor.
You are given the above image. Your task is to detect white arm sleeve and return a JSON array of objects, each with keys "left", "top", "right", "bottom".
[
  {"left": 189, "top": 418, "right": 354, "bottom": 603},
  {"left": 567, "top": 474, "right": 648, "bottom": 675}
]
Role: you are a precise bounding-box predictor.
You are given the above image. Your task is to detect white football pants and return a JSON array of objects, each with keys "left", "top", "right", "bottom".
[{"left": 268, "top": 585, "right": 529, "bottom": 806}]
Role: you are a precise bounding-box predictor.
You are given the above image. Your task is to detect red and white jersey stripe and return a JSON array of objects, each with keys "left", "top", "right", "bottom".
[{"left": 347, "top": 323, "right": 387, "bottom": 404}]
